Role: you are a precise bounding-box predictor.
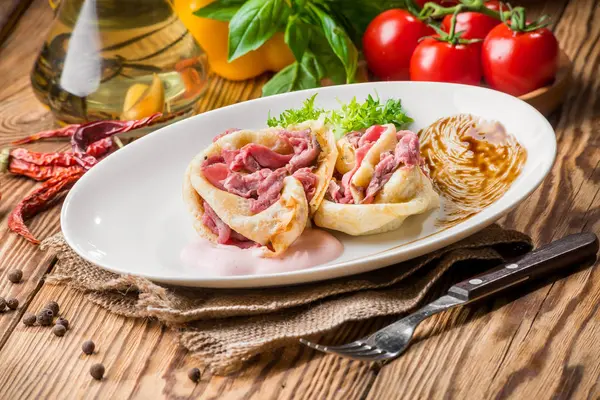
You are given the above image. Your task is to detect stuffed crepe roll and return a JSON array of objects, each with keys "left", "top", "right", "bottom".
[
  {"left": 314, "top": 124, "right": 439, "bottom": 235},
  {"left": 184, "top": 120, "right": 337, "bottom": 256}
]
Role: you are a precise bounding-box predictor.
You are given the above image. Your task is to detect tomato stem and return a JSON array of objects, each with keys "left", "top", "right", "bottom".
[
  {"left": 419, "top": 1, "right": 551, "bottom": 33},
  {"left": 503, "top": 6, "right": 551, "bottom": 32},
  {"left": 426, "top": 6, "right": 482, "bottom": 46}
]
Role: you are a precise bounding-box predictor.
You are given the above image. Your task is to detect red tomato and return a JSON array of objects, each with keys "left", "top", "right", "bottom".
[
  {"left": 363, "top": 9, "right": 435, "bottom": 80},
  {"left": 410, "top": 37, "right": 483, "bottom": 85},
  {"left": 414, "top": 0, "right": 457, "bottom": 7},
  {"left": 441, "top": 1, "right": 503, "bottom": 39},
  {"left": 482, "top": 23, "right": 558, "bottom": 96}
]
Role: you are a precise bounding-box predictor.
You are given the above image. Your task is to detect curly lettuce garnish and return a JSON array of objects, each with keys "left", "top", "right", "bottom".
[
  {"left": 267, "top": 93, "right": 413, "bottom": 139},
  {"left": 267, "top": 94, "right": 325, "bottom": 128}
]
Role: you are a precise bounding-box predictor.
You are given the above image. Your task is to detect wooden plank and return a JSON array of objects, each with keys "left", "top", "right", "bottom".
[
  {"left": 366, "top": 0, "right": 600, "bottom": 398},
  {"left": 0, "top": 0, "right": 597, "bottom": 399},
  {"left": 0, "top": 0, "right": 268, "bottom": 358},
  {"left": 0, "top": 283, "right": 381, "bottom": 399},
  {"left": 0, "top": 0, "right": 67, "bottom": 352},
  {"left": 0, "top": 3, "right": 378, "bottom": 397},
  {"left": 0, "top": 0, "right": 35, "bottom": 46},
  {"left": 0, "top": 69, "right": 380, "bottom": 399}
]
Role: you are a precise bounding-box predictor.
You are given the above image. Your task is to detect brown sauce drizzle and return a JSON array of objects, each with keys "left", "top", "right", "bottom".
[{"left": 419, "top": 114, "right": 527, "bottom": 226}]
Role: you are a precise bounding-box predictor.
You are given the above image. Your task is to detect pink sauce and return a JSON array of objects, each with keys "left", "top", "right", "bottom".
[{"left": 180, "top": 229, "right": 343, "bottom": 276}]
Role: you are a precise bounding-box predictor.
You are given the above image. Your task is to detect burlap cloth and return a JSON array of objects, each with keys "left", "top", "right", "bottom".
[{"left": 40, "top": 224, "right": 531, "bottom": 375}]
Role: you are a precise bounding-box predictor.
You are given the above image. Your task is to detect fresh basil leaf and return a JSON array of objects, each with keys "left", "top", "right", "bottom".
[
  {"left": 262, "top": 64, "right": 298, "bottom": 96},
  {"left": 228, "top": 0, "right": 289, "bottom": 62},
  {"left": 295, "top": 0, "right": 307, "bottom": 9},
  {"left": 308, "top": 29, "right": 346, "bottom": 85},
  {"left": 308, "top": 4, "right": 358, "bottom": 84},
  {"left": 193, "top": 0, "right": 246, "bottom": 22},
  {"left": 285, "top": 17, "right": 311, "bottom": 61},
  {"left": 300, "top": 50, "right": 322, "bottom": 80},
  {"left": 262, "top": 50, "right": 321, "bottom": 96}
]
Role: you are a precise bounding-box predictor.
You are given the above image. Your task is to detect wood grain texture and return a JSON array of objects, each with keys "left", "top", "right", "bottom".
[
  {"left": 0, "top": 0, "right": 35, "bottom": 46},
  {"left": 0, "top": 2, "right": 378, "bottom": 398},
  {"left": 368, "top": 0, "right": 600, "bottom": 398},
  {"left": 0, "top": 0, "right": 69, "bottom": 361},
  {"left": 0, "top": 0, "right": 598, "bottom": 398},
  {"left": 0, "top": 283, "right": 382, "bottom": 399}
]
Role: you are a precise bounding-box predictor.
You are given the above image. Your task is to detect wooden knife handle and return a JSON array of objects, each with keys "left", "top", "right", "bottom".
[{"left": 448, "top": 232, "right": 599, "bottom": 301}]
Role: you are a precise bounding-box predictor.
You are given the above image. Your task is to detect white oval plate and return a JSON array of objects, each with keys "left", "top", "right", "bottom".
[{"left": 61, "top": 82, "right": 555, "bottom": 288}]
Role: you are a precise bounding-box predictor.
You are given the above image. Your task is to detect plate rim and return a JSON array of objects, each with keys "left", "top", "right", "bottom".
[{"left": 60, "top": 81, "right": 557, "bottom": 288}]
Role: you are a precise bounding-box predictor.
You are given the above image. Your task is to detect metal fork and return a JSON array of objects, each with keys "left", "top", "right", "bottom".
[{"left": 300, "top": 232, "right": 599, "bottom": 362}]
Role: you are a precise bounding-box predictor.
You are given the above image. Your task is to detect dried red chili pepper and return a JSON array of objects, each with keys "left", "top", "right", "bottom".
[
  {"left": 11, "top": 125, "right": 80, "bottom": 145},
  {"left": 9, "top": 148, "right": 84, "bottom": 167},
  {"left": 12, "top": 112, "right": 166, "bottom": 146},
  {"left": 8, "top": 169, "right": 84, "bottom": 244},
  {"left": 2, "top": 148, "right": 97, "bottom": 172},
  {"left": 8, "top": 159, "right": 83, "bottom": 181},
  {"left": 71, "top": 113, "right": 161, "bottom": 154},
  {"left": 6, "top": 113, "right": 167, "bottom": 244},
  {"left": 85, "top": 137, "right": 114, "bottom": 159}
]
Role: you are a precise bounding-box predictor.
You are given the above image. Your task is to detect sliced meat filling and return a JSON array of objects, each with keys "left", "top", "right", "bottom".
[
  {"left": 292, "top": 167, "right": 318, "bottom": 201},
  {"left": 201, "top": 156, "right": 228, "bottom": 191},
  {"left": 222, "top": 169, "right": 272, "bottom": 198},
  {"left": 199, "top": 129, "right": 321, "bottom": 244},
  {"left": 218, "top": 129, "right": 319, "bottom": 173},
  {"left": 326, "top": 125, "right": 385, "bottom": 204},
  {"left": 248, "top": 167, "right": 288, "bottom": 213},
  {"left": 223, "top": 144, "right": 293, "bottom": 172},
  {"left": 201, "top": 201, "right": 258, "bottom": 249},
  {"left": 327, "top": 141, "right": 373, "bottom": 204},
  {"left": 362, "top": 132, "right": 421, "bottom": 204},
  {"left": 327, "top": 127, "right": 422, "bottom": 204},
  {"left": 279, "top": 129, "right": 321, "bottom": 172}
]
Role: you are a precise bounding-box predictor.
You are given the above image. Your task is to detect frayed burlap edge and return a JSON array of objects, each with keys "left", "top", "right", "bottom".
[{"left": 41, "top": 224, "right": 531, "bottom": 375}]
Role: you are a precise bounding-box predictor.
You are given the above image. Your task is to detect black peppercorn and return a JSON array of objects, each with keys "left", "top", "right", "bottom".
[
  {"left": 36, "top": 308, "right": 54, "bottom": 326},
  {"left": 6, "top": 298, "right": 18, "bottom": 310},
  {"left": 0, "top": 297, "right": 5, "bottom": 311},
  {"left": 23, "top": 313, "right": 36, "bottom": 326},
  {"left": 82, "top": 340, "right": 95, "bottom": 355},
  {"left": 52, "top": 324, "right": 66, "bottom": 337},
  {"left": 7, "top": 269, "right": 22, "bottom": 283},
  {"left": 56, "top": 317, "right": 69, "bottom": 330},
  {"left": 90, "top": 363, "right": 105, "bottom": 380},
  {"left": 188, "top": 367, "right": 201, "bottom": 383},
  {"left": 45, "top": 301, "right": 59, "bottom": 316}
]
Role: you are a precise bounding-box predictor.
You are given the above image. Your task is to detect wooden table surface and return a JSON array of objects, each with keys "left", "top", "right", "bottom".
[{"left": 0, "top": 0, "right": 598, "bottom": 398}]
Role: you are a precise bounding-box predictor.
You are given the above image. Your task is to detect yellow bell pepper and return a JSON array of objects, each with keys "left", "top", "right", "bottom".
[{"left": 173, "top": 0, "right": 295, "bottom": 81}]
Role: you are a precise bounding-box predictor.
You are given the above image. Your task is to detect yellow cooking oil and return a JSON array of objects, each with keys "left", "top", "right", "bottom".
[{"left": 30, "top": 0, "right": 208, "bottom": 131}]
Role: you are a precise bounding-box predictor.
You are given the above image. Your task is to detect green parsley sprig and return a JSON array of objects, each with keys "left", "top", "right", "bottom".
[
  {"left": 267, "top": 94, "right": 325, "bottom": 127},
  {"left": 267, "top": 93, "right": 413, "bottom": 139},
  {"left": 328, "top": 95, "right": 413, "bottom": 138}
]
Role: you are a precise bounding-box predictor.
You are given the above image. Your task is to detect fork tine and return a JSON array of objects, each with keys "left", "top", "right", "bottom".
[
  {"left": 299, "top": 338, "right": 366, "bottom": 355},
  {"left": 299, "top": 338, "right": 365, "bottom": 352},
  {"left": 327, "top": 342, "right": 366, "bottom": 352},
  {"left": 299, "top": 338, "right": 328, "bottom": 352},
  {"left": 324, "top": 342, "right": 370, "bottom": 352},
  {"left": 300, "top": 339, "right": 390, "bottom": 360},
  {"left": 335, "top": 348, "right": 385, "bottom": 358},
  {"left": 328, "top": 345, "right": 380, "bottom": 355},
  {"left": 300, "top": 338, "right": 404, "bottom": 362}
]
